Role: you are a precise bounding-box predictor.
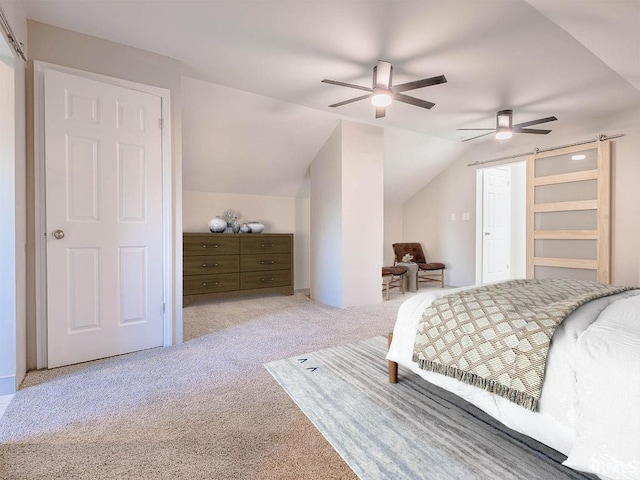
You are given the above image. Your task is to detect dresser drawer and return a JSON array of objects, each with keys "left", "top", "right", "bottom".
[
  {"left": 241, "top": 270, "right": 291, "bottom": 290},
  {"left": 240, "top": 236, "right": 291, "bottom": 255},
  {"left": 184, "top": 235, "right": 239, "bottom": 256},
  {"left": 184, "top": 255, "right": 239, "bottom": 276},
  {"left": 240, "top": 253, "right": 291, "bottom": 272},
  {"left": 184, "top": 273, "right": 239, "bottom": 295}
]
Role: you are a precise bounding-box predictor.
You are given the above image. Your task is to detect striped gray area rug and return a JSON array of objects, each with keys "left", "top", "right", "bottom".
[{"left": 265, "top": 336, "right": 596, "bottom": 480}]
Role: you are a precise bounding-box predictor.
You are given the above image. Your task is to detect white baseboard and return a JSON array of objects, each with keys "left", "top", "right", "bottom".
[{"left": 0, "top": 375, "right": 16, "bottom": 395}]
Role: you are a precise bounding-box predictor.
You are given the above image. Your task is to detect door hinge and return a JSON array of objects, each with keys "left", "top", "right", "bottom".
[
  {"left": 162, "top": 302, "right": 166, "bottom": 314},
  {"left": 159, "top": 118, "right": 164, "bottom": 129}
]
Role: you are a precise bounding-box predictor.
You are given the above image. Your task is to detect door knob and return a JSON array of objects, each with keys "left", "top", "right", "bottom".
[
  {"left": 484, "top": 232, "right": 490, "bottom": 236},
  {"left": 52, "top": 229, "right": 65, "bottom": 239}
]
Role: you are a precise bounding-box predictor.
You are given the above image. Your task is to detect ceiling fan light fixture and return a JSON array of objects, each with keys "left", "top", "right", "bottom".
[
  {"left": 496, "top": 109, "right": 513, "bottom": 128},
  {"left": 495, "top": 109, "right": 513, "bottom": 140},
  {"left": 458, "top": 109, "right": 557, "bottom": 142},
  {"left": 323, "top": 61, "right": 446, "bottom": 118},
  {"left": 495, "top": 128, "right": 513, "bottom": 140},
  {"left": 371, "top": 89, "right": 392, "bottom": 107}
]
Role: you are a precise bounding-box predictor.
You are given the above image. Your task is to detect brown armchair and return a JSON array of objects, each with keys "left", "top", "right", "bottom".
[{"left": 392, "top": 243, "right": 446, "bottom": 288}]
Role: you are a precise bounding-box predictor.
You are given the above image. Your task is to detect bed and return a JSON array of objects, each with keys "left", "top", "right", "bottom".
[{"left": 386, "top": 279, "right": 640, "bottom": 480}]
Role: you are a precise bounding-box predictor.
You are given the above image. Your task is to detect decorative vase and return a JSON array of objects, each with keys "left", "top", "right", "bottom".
[
  {"left": 208, "top": 216, "right": 227, "bottom": 233},
  {"left": 231, "top": 220, "right": 241, "bottom": 233},
  {"left": 240, "top": 223, "right": 251, "bottom": 234},
  {"left": 246, "top": 222, "right": 264, "bottom": 233}
]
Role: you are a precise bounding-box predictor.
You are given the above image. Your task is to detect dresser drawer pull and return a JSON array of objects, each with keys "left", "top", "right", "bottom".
[
  {"left": 260, "top": 277, "right": 275, "bottom": 282},
  {"left": 261, "top": 243, "right": 275, "bottom": 248},
  {"left": 202, "top": 244, "right": 219, "bottom": 248},
  {"left": 260, "top": 260, "right": 275, "bottom": 265},
  {"left": 201, "top": 263, "right": 219, "bottom": 268},
  {"left": 202, "top": 282, "right": 219, "bottom": 287}
]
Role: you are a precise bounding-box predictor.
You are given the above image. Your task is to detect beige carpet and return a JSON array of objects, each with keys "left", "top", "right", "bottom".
[{"left": 0, "top": 289, "right": 423, "bottom": 480}]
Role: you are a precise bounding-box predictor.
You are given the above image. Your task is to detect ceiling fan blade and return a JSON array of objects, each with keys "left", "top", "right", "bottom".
[
  {"left": 375, "top": 106, "right": 386, "bottom": 118},
  {"left": 460, "top": 131, "right": 495, "bottom": 142},
  {"left": 456, "top": 128, "right": 495, "bottom": 131},
  {"left": 328, "top": 94, "right": 372, "bottom": 108},
  {"left": 394, "top": 93, "right": 435, "bottom": 109},
  {"left": 513, "top": 128, "right": 552, "bottom": 135},
  {"left": 321, "top": 79, "right": 373, "bottom": 93},
  {"left": 513, "top": 116, "right": 558, "bottom": 129},
  {"left": 374, "top": 60, "right": 393, "bottom": 89},
  {"left": 391, "top": 75, "right": 447, "bottom": 93}
]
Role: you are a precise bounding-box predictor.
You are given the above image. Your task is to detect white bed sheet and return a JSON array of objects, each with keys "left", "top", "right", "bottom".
[
  {"left": 386, "top": 285, "right": 640, "bottom": 456},
  {"left": 564, "top": 295, "right": 640, "bottom": 479}
]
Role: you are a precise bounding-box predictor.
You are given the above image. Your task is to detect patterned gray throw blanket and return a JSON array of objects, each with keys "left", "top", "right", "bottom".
[{"left": 413, "top": 279, "right": 633, "bottom": 411}]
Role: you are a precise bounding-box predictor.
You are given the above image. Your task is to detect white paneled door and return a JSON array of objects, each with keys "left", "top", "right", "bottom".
[
  {"left": 45, "top": 69, "right": 164, "bottom": 368},
  {"left": 482, "top": 167, "right": 511, "bottom": 284}
]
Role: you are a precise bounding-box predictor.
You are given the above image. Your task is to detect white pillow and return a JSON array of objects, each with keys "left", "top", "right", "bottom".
[{"left": 563, "top": 294, "right": 640, "bottom": 480}]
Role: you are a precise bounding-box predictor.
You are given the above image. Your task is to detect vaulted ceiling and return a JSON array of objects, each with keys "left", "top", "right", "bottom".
[{"left": 22, "top": 0, "right": 640, "bottom": 203}]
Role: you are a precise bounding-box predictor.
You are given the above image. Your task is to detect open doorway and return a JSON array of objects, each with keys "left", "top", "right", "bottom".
[{"left": 475, "top": 162, "right": 526, "bottom": 284}]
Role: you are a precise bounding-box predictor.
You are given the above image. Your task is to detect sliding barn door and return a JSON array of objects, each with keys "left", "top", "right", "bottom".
[{"left": 526, "top": 141, "right": 611, "bottom": 282}]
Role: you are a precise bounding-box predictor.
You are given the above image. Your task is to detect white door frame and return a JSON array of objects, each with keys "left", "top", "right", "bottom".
[
  {"left": 475, "top": 169, "right": 483, "bottom": 284},
  {"left": 34, "top": 61, "right": 174, "bottom": 369},
  {"left": 0, "top": 30, "right": 17, "bottom": 394}
]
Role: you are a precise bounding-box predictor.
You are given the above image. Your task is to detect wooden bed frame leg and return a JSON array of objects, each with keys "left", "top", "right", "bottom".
[{"left": 388, "top": 332, "right": 398, "bottom": 384}]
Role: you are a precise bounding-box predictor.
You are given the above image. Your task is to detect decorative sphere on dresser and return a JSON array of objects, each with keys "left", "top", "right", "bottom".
[
  {"left": 246, "top": 222, "right": 264, "bottom": 233},
  {"left": 208, "top": 217, "right": 227, "bottom": 233}
]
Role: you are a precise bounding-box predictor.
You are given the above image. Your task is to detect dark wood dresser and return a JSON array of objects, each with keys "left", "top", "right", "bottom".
[{"left": 183, "top": 233, "right": 294, "bottom": 305}]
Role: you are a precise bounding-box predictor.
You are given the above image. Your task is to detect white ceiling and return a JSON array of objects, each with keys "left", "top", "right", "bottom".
[
  {"left": 22, "top": 0, "right": 640, "bottom": 203},
  {"left": 526, "top": 0, "right": 640, "bottom": 91},
  {"left": 182, "top": 77, "right": 340, "bottom": 198}
]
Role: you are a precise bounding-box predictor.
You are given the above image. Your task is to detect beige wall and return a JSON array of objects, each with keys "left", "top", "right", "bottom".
[
  {"left": 384, "top": 204, "right": 403, "bottom": 266},
  {"left": 182, "top": 191, "right": 310, "bottom": 289},
  {"left": 310, "top": 124, "right": 343, "bottom": 306},
  {"left": 341, "top": 121, "right": 384, "bottom": 307},
  {"left": 310, "top": 121, "right": 385, "bottom": 307},
  {"left": 25, "top": 21, "right": 184, "bottom": 368},
  {"left": 0, "top": 0, "right": 27, "bottom": 392},
  {"left": 404, "top": 109, "right": 640, "bottom": 288}
]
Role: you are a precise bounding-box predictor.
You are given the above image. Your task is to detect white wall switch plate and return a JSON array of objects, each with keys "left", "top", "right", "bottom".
[
  {"left": 462, "top": 212, "right": 470, "bottom": 221},
  {"left": 451, "top": 213, "right": 456, "bottom": 221}
]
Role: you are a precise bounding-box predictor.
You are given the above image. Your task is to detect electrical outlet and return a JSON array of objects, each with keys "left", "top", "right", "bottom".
[
  {"left": 462, "top": 212, "right": 470, "bottom": 221},
  {"left": 451, "top": 213, "right": 456, "bottom": 221}
]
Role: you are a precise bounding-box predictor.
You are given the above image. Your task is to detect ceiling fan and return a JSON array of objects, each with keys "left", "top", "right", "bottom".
[
  {"left": 321, "top": 60, "right": 447, "bottom": 118},
  {"left": 457, "top": 109, "right": 558, "bottom": 142}
]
